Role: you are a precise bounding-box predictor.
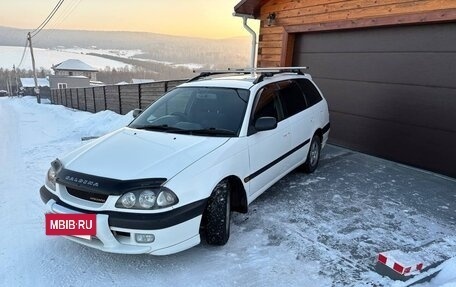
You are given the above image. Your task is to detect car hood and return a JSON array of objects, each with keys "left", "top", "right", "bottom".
[{"left": 61, "top": 127, "right": 229, "bottom": 180}]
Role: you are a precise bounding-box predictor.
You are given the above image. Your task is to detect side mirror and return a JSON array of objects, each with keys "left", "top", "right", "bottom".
[
  {"left": 254, "top": 117, "right": 277, "bottom": 131},
  {"left": 133, "top": 108, "right": 143, "bottom": 118}
]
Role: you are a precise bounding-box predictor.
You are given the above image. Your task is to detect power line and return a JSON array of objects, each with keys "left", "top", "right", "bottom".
[
  {"left": 31, "top": 0, "right": 65, "bottom": 38},
  {"left": 31, "top": 0, "right": 64, "bottom": 35},
  {"left": 53, "top": 0, "right": 82, "bottom": 28},
  {"left": 17, "top": 38, "right": 29, "bottom": 69},
  {"left": 34, "top": 0, "right": 82, "bottom": 45}
]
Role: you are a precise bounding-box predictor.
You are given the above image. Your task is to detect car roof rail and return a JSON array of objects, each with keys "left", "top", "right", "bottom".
[
  {"left": 187, "top": 67, "right": 309, "bottom": 83},
  {"left": 186, "top": 70, "right": 251, "bottom": 83}
]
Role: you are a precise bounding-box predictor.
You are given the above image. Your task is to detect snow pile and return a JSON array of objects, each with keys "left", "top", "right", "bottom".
[
  {"left": 71, "top": 109, "right": 134, "bottom": 138},
  {"left": 416, "top": 257, "right": 456, "bottom": 287},
  {"left": 12, "top": 96, "right": 133, "bottom": 139}
]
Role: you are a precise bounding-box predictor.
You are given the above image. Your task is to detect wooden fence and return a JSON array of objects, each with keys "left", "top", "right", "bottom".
[{"left": 50, "top": 79, "right": 187, "bottom": 115}]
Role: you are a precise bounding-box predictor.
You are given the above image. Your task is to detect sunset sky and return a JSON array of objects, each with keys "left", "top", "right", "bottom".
[{"left": 1, "top": 0, "right": 260, "bottom": 39}]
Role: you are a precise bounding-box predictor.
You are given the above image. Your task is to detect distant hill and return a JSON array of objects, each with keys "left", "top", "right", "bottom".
[{"left": 0, "top": 26, "right": 252, "bottom": 68}]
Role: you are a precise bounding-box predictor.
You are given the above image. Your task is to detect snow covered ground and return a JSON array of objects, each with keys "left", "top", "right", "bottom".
[
  {"left": 0, "top": 45, "right": 203, "bottom": 71},
  {"left": 58, "top": 47, "right": 204, "bottom": 70},
  {"left": 0, "top": 46, "right": 131, "bottom": 70},
  {"left": 56, "top": 47, "right": 144, "bottom": 59},
  {"left": 0, "top": 97, "right": 455, "bottom": 286}
]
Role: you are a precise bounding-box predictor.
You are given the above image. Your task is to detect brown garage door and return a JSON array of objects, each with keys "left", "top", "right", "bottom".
[{"left": 293, "top": 22, "right": 456, "bottom": 178}]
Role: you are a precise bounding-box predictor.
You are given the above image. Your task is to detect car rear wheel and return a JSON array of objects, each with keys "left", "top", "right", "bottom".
[
  {"left": 303, "top": 135, "right": 321, "bottom": 173},
  {"left": 204, "top": 180, "right": 231, "bottom": 245}
]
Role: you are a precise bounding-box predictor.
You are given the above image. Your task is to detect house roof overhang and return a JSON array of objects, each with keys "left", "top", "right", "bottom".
[
  {"left": 52, "top": 59, "right": 98, "bottom": 72},
  {"left": 234, "top": 0, "right": 267, "bottom": 19}
]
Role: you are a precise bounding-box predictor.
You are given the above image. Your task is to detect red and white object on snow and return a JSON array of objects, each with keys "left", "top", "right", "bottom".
[{"left": 377, "top": 250, "right": 424, "bottom": 276}]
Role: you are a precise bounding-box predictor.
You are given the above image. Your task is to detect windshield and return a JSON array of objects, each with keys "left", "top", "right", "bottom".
[{"left": 129, "top": 87, "right": 250, "bottom": 136}]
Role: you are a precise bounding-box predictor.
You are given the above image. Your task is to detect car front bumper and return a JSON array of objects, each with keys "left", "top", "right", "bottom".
[{"left": 40, "top": 186, "right": 204, "bottom": 255}]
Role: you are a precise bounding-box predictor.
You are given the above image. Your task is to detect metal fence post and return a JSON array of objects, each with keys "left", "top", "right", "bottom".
[
  {"left": 76, "top": 89, "right": 80, "bottom": 110},
  {"left": 70, "top": 89, "right": 73, "bottom": 108},
  {"left": 92, "top": 87, "right": 96, "bottom": 112},
  {"left": 84, "top": 88, "right": 87, "bottom": 111},
  {"left": 118, "top": 85, "right": 122, "bottom": 114},
  {"left": 103, "top": 86, "right": 107, "bottom": 111},
  {"left": 138, "top": 84, "right": 142, "bottom": 109}
]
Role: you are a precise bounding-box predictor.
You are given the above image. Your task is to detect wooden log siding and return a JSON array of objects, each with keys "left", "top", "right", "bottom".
[{"left": 255, "top": 0, "right": 456, "bottom": 67}]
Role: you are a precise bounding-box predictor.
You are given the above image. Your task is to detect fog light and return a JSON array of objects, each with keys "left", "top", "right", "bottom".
[{"left": 135, "top": 233, "right": 155, "bottom": 243}]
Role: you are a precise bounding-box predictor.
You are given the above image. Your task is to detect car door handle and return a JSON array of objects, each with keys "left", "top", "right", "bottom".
[{"left": 283, "top": 132, "right": 290, "bottom": 137}]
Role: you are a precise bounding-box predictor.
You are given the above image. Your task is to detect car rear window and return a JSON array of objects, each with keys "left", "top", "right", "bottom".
[{"left": 296, "top": 79, "right": 323, "bottom": 107}]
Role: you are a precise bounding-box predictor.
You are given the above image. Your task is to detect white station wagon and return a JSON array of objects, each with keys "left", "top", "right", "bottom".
[{"left": 40, "top": 68, "right": 330, "bottom": 255}]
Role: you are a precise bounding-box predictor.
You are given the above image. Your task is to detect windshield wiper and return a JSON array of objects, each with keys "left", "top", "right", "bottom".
[
  {"left": 184, "top": 128, "right": 236, "bottom": 136},
  {"left": 132, "top": 124, "right": 184, "bottom": 132},
  {"left": 133, "top": 125, "right": 236, "bottom": 136}
]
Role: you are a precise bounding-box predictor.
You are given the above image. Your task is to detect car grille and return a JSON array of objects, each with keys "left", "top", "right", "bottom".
[{"left": 66, "top": 187, "right": 108, "bottom": 203}]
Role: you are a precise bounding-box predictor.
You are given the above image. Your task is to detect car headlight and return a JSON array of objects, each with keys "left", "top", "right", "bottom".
[
  {"left": 115, "top": 187, "right": 178, "bottom": 210},
  {"left": 45, "top": 159, "right": 62, "bottom": 191},
  {"left": 139, "top": 190, "right": 156, "bottom": 208},
  {"left": 46, "top": 167, "right": 57, "bottom": 190}
]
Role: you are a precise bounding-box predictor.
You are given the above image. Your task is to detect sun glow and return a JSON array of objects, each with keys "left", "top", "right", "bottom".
[{"left": 2, "top": 0, "right": 259, "bottom": 39}]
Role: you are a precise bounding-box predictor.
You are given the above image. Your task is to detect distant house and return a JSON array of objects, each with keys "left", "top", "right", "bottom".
[
  {"left": 52, "top": 59, "right": 98, "bottom": 80},
  {"left": 49, "top": 59, "right": 99, "bottom": 89},
  {"left": 20, "top": 77, "right": 51, "bottom": 98}
]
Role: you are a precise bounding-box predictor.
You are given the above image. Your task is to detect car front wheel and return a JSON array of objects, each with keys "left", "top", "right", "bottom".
[
  {"left": 303, "top": 135, "right": 321, "bottom": 173},
  {"left": 204, "top": 179, "right": 231, "bottom": 245}
]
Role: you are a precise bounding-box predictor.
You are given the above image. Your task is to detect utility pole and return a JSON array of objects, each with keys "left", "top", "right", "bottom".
[
  {"left": 6, "top": 73, "right": 11, "bottom": 97},
  {"left": 8, "top": 72, "right": 12, "bottom": 97},
  {"left": 27, "top": 32, "right": 40, "bottom": 103},
  {"left": 13, "top": 65, "right": 19, "bottom": 96}
]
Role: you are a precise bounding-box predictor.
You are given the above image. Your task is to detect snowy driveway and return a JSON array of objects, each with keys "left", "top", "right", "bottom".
[{"left": 1, "top": 97, "right": 455, "bottom": 286}]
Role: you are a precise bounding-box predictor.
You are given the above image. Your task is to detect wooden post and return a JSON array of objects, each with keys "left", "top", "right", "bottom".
[
  {"left": 13, "top": 65, "right": 19, "bottom": 96},
  {"left": 27, "top": 32, "right": 40, "bottom": 104}
]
